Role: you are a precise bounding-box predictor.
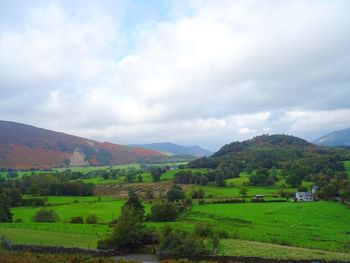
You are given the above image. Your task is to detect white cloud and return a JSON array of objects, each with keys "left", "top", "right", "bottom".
[{"left": 0, "top": 1, "right": 350, "bottom": 150}]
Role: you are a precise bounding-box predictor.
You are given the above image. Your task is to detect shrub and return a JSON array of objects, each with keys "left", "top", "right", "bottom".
[
  {"left": 22, "top": 198, "right": 46, "bottom": 206},
  {"left": 70, "top": 216, "right": 84, "bottom": 224},
  {"left": 158, "top": 226, "right": 209, "bottom": 256},
  {"left": 85, "top": 214, "right": 98, "bottom": 224},
  {"left": 32, "top": 209, "right": 59, "bottom": 222},
  {"left": 194, "top": 224, "right": 213, "bottom": 238},
  {"left": 14, "top": 218, "right": 23, "bottom": 223},
  {"left": 149, "top": 202, "right": 179, "bottom": 221},
  {"left": 98, "top": 206, "right": 147, "bottom": 251}
]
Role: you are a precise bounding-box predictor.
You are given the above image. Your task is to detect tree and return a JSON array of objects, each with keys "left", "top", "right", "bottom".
[
  {"left": 215, "top": 173, "right": 226, "bottom": 187},
  {"left": 158, "top": 226, "right": 209, "bottom": 256},
  {"left": 86, "top": 214, "right": 98, "bottom": 224},
  {"left": 98, "top": 206, "right": 146, "bottom": 251},
  {"left": 32, "top": 209, "right": 59, "bottom": 222},
  {"left": 151, "top": 168, "right": 164, "bottom": 182},
  {"left": 239, "top": 188, "right": 249, "bottom": 199},
  {"left": 149, "top": 202, "right": 179, "bottom": 221},
  {"left": 125, "top": 191, "right": 144, "bottom": 217},
  {"left": 286, "top": 173, "right": 302, "bottom": 188},
  {"left": 0, "top": 193, "right": 13, "bottom": 222},
  {"left": 166, "top": 186, "right": 185, "bottom": 202},
  {"left": 70, "top": 216, "right": 84, "bottom": 224}
]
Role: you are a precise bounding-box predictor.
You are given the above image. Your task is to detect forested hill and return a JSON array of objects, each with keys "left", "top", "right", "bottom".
[
  {"left": 189, "top": 134, "right": 348, "bottom": 172},
  {"left": 0, "top": 120, "right": 164, "bottom": 169}
]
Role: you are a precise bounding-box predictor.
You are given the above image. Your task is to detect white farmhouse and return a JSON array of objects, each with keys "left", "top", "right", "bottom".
[{"left": 295, "top": 191, "right": 313, "bottom": 201}]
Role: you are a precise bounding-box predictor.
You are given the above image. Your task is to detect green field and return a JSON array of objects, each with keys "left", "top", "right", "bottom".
[
  {"left": 3, "top": 194, "right": 350, "bottom": 254},
  {"left": 345, "top": 160, "right": 350, "bottom": 177},
  {"left": 12, "top": 198, "right": 151, "bottom": 223},
  {"left": 182, "top": 201, "right": 350, "bottom": 252},
  {"left": 219, "top": 239, "right": 350, "bottom": 261}
]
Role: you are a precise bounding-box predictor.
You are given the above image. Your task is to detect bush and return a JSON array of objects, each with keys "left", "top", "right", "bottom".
[
  {"left": 194, "top": 224, "right": 213, "bottom": 238},
  {"left": 70, "top": 216, "right": 84, "bottom": 224},
  {"left": 32, "top": 209, "right": 60, "bottom": 222},
  {"left": 14, "top": 218, "right": 23, "bottom": 223},
  {"left": 149, "top": 202, "right": 179, "bottom": 221},
  {"left": 85, "top": 214, "right": 98, "bottom": 224},
  {"left": 22, "top": 198, "right": 46, "bottom": 206},
  {"left": 98, "top": 206, "right": 147, "bottom": 251},
  {"left": 158, "top": 226, "right": 209, "bottom": 256}
]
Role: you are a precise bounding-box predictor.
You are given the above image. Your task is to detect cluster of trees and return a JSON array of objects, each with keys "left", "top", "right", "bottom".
[
  {"left": 98, "top": 190, "right": 217, "bottom": 256},
  {"left": 173, "top": 170, "right": 232, "bottom": 186},
  {"left": 249, "top": 168, "right": 278, "bottom": 186},
  {"left": 0, "top": 174, "right": 94, "bottom": 197}
]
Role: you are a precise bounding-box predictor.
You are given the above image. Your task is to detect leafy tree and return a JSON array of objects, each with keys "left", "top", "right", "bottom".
[
  {"left": 158, "top": 226, "right": 209, "bottom": 256},
  {"left": 0, "top": 193, "right": 13, "bottom": 222},
  {"left": 239, "top": 188, "right": 249, "bottom": 198},
  {"left": 215, "top": 173, "right": 226, "bottom": 186},
  {"left": 149, "top": 202, "right": 179, "bottom": 221},
  {"left": 166, "top": 186, "right": 185, "bottom": 202},
  {"left": 286, "top": 173, "right": 302, "bottom": 187},
  {"left": 32, "top": 209, "right": 59, "bottom": 222},
  {"left": 125, "top": 191, "right": 144, "bottom": 217},
  {"left": 98, "top": 206, "right": 146, "bottom": 251}
]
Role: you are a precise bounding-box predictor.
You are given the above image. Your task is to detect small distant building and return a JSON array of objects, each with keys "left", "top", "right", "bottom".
[
  {"left": 254, "top": 194, "right": 264, "bottom": 199},
  {"left": 295, "top": 191, "right": 313, "bottom": 201}
]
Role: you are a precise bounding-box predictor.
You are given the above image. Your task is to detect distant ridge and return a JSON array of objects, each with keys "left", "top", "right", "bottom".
[
  {"left": 134, "top": 142, "right": 212, "bottom": 157},
  {"left": 0, "top": 120, "right": 164, "bottom": 169},
  {"left": 314, "top": 128, "right": 350, "bottom": 147}
]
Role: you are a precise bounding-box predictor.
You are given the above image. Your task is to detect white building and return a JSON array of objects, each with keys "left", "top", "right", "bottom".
[{"left": 295, "top": 191, "right": 313, "bottom": 201}]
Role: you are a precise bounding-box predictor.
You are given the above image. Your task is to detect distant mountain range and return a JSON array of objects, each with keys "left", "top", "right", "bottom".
[
  {"left": 314, "top": 128, "right": 350, "bottom": 147},
  {"left": 133, "top": 143, "right": 212, "bottom": 157},
  {"left": 0, "top": 120, "right": 165, "bottom": 169}
]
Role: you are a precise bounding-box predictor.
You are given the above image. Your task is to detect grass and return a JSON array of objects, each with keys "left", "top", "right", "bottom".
[
  {"left": 12, "top": 198, "right": 151, "bottom": 223},
  {"left": 219, "top": 239, "right": 350, "bottom": 261},
  {"left": 0, "top": 250, "right": 115, "bottom": 262},
  {"left": 345, "top": 160, "right": 350, "bottom": 177},
  {"left": 0, "top": 226, "right": 103, "bottom": 248},
  {"left": 182, "top": 201, "right": 350, "bottom": 252}
]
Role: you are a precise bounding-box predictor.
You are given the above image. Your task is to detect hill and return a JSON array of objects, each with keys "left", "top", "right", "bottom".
[
  {"left": 134, "top": 142, "right": 212, "bottom": 157},
  {"left": 314, "top": 128, "right": 350, "bottom": 146},
  {"left": 188, "top": 134, "right": 347, "bottom": 173},
  {"left": 0, "top": 120, "right": 164, "bottom": 169}
]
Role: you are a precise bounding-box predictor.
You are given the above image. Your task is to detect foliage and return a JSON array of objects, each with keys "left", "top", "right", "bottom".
[
  {"left": 124, "top": 190, "right": 145, "bottom": 217},
  {"left": 166, "top": 185, "right": 185, "bottom": 202},
  {"left": 70, "top": 216, "right": 84, "bottom": 224},
  {"left": 158, "top": 226, "right": 209, "bottom": 256},
  {"left": 85, "top": 214, "right": 98, "bottom": 224},
  {"left": 149, "top": 202, "right": 179, "bottom": 221},
  {"left": 98, "top": 206, "right": 146, "bottom": 251},
  {"left": 0, "top": 193, "right": 13, "bottom": 222},
  {"left": 32, "top": 209, "right": 59, "bottom": 222}
]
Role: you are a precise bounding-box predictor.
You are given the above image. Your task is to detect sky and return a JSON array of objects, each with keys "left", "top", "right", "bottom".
[{"left": 0, "top": 0, "right": 350, "bottom": 151}]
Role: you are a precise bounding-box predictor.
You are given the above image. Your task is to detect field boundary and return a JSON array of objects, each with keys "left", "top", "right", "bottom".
[{"left": 158, "top": 253, "right": 350, "bottom": 263}]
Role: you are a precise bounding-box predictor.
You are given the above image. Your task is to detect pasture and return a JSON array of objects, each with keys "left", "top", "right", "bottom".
[
  {"left": 345, "top": 160, "right": 350, "bottom": 177},
  {"left": 183, "top": 201, "right": 350, "bottom": 252}
]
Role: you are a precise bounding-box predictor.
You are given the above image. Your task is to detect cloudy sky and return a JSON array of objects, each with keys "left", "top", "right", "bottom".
[{"left": 1, "top": 0, "right": 350, "bottom": 151}]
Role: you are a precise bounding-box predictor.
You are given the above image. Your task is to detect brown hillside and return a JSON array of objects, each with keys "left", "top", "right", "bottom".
[{"left": 0, "top": 120, "right": 164, "bottom": 169}]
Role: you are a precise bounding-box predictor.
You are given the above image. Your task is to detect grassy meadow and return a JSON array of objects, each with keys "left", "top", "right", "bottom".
[{"left": 1, "top": 163, "right": 350, "bottom": 260}]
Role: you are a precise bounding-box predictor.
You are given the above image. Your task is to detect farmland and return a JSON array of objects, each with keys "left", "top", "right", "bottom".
[{"left": 1, "top": 160, "right": 350, "bottom": 260}]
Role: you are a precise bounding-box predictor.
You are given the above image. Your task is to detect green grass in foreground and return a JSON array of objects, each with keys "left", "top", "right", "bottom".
[
  {"left": 219, "top": 239, "right": 350, "bottom": 261},
  {"left": 0, "top": 226, "right": 102, "bottom": 248},
  {"left": 183, "top": 201, "right": 350, "bottom": 252}
]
